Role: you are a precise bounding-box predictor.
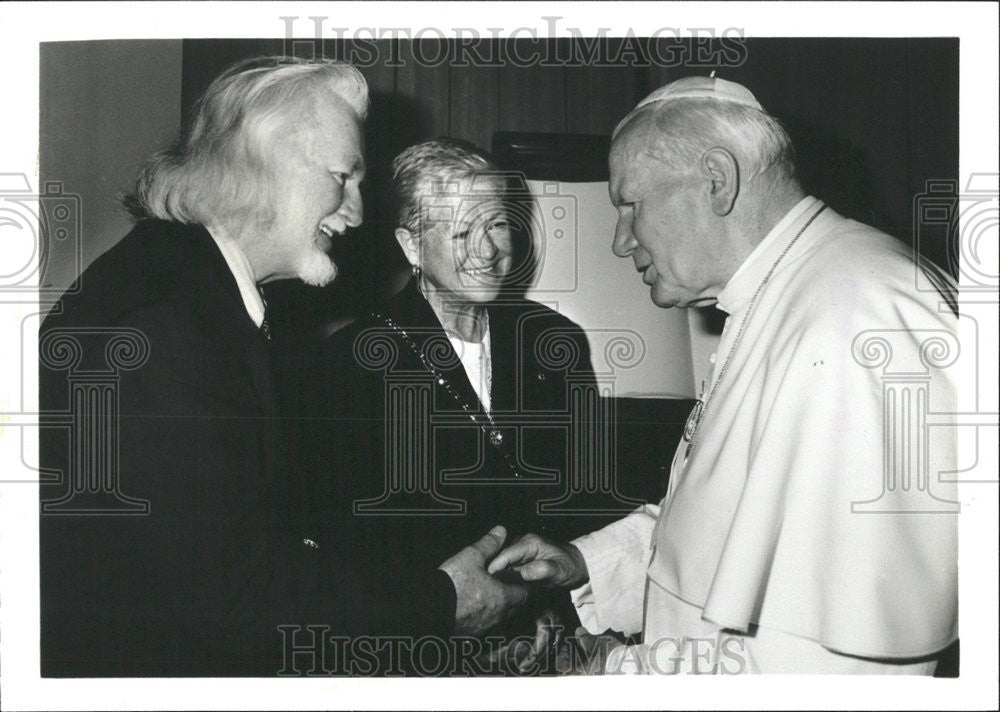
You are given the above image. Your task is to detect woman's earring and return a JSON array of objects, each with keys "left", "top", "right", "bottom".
[{"left": 411, "top": 263, "right": 421, "bottom": 282}]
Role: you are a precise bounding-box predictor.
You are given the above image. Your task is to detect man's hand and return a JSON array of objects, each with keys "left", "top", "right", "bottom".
[
  {"left": 439, "top": 526, "right": 530, "bottom": 636},
  {"left": 487, "top": 532, "right": 589, "bottom": 589},
  {"left": 514, "top": 609, "right": 564, "bottom": 673},
  {"left": 554, "top": 627, "right": 622, "bottom": 675}
]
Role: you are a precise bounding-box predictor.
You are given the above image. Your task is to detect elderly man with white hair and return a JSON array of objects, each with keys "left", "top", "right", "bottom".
[
  {"left": 39, "top": 56, "right": 524, "bottom": 676},
  {"left": 491, "top": 76, "right": 958, "bottom": 674}
]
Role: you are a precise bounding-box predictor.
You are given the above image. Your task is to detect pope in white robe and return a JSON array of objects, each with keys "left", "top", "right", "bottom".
[
  {"left": 490, "top": 76, "right": 959, "bottom": 675},
  {"left": 571, "top": 196, "right": 958, "bottom": 674}
]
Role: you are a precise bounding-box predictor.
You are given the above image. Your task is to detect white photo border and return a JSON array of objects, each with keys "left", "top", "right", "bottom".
[{"left": 1, "top": 2, "right": 997, "bottom": 710}]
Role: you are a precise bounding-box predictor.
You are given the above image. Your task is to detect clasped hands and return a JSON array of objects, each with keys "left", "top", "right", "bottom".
[{"left": 438, "top": 526, "right": 621, "bottom": 674}]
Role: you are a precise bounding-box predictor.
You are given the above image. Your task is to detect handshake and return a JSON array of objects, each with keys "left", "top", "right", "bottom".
[{"left": 438, "top": 525, "right": 621, "bottom": 674}]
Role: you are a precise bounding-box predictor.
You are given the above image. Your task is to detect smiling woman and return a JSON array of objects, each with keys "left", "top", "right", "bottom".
[
  {"left": 289, "top": 138, "right": 601, "bottom": 674},
  {"left": 393, "top": 142, "right": 514, "bottom": 340}
]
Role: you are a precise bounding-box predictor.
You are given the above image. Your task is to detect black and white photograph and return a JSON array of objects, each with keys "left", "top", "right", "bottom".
[{"left": 1, "top": 2, "right": 997, "bottom": 710}]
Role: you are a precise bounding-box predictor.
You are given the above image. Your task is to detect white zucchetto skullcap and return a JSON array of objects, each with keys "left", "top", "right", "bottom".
[{"left": 612, "top": 75, "right": 764, "bottom": 139}]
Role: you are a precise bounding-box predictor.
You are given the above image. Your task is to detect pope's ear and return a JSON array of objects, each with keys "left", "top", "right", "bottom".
[
  {"left": 394, "top": 227, "right": 419, "bottom": 266},
  {"left": 701, "top": 148, "right": 739, "bottom": 216}
]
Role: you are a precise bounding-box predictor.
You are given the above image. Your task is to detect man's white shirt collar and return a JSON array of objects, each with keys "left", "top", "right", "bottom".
[
  {"left": 715, "top": 196, "right": 819, "bottom": 316},
  {"left": 207, "top": 226, "right": 266, "bottom": 328}
]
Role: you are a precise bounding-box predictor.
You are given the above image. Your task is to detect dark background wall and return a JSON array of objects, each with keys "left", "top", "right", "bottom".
[
  {"left": 41, "top": 38, "right": 958, "bottom": 311},
  {"left": 181, "top": 37, "right": 958, "bottom": 255},
  {"left": 39, "top": 40, "right": 183, "bottom": 298},
  {"left": 177, "top": 37, "right": 958, "bottom": 328}
]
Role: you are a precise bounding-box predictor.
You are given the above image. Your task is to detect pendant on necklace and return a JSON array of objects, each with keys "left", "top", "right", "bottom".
[
  {"left": 489, "top": 429, "right": 503, "bottom": 447},
  {"left": 683, "top": 399, "right": 704, "bottom": 443}
]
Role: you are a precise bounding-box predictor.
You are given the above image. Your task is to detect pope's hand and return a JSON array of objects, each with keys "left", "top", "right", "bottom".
[
  {"left": 487, "top": 532, "right": 589, "bottom": 589},
  {"left": 439, "top": 525, "right": 530, "bottom": 636}
]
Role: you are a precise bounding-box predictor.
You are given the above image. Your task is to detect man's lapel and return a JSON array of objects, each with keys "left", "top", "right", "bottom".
[{"left": 193, "top": 228, "right": 280, "bottom": 468}]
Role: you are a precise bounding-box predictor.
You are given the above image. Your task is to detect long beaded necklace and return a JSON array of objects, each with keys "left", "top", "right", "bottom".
[
  {"left": 370, "top": 309, "right": 522, "bottom": 478},
  {"left": 682, "top": 203, "right": 827, "bottom": 458}
]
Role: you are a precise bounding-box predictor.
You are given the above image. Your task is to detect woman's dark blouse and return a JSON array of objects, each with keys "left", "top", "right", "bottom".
[{"left": 287, "top": 279, "right": 599, "bottom": 660}]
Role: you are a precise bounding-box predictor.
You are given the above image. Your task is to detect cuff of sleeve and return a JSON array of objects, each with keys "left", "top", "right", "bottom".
[
  {"left": 570, "top": 535, "right": 603, "bottom": 634},
  {"left": 570, "top": 586, "right": 602, "bottom": 635},
  {"left": 569, "top": 523, "right": 650, "bottom": 637},
  {"left": 424, "top": 568, "right": 458, "bottom": 637},
  {"left": 568, "top": 532, "right": 614, "bottom": 633}
]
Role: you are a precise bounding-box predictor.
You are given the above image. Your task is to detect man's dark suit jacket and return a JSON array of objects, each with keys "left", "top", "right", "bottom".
[
  {"left": 291, "top": 279, "right": 600, "bottom": 672},
  {"left": 38, "top": 221, "right": 453, "bottom": 677}
]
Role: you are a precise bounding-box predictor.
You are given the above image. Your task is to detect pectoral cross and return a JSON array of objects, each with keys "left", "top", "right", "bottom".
[{"left": 683, "top": 379, "right": 707, "bottom": 459}]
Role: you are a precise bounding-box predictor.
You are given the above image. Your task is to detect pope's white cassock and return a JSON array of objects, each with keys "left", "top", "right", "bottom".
[{"left": 571, "top": 196, "right": 959, "bottom": 674}]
